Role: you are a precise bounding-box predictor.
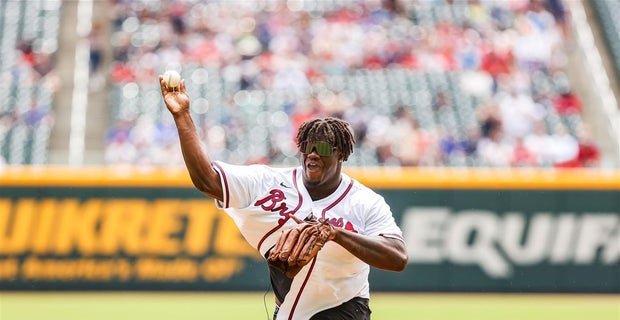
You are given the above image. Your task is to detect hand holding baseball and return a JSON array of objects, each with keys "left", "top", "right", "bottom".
[
  {"left": 163, "top": 70, "right": 181, "bottom": 89},
  {"left": 159, "top": 73, "right": 190, "bottom": 115}
]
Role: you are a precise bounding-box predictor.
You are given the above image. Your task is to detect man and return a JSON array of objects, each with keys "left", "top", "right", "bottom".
[{"left": 159, "top": 75, "right": 408, "bottom": 320}]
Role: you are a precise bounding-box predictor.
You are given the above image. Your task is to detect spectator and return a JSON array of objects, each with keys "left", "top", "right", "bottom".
[
  {"left": 21, "top": 99, "right": 52, "bottom": 127},
  {"left": 389, "top": 106, "right": 424, "bottom": 166},
  {"left": 553, "top": 87, "right": 582, "bottom": 115},
  {"left": 513, "top": 0, "right": 562, "bottom": 71},
  {"left": 432, "top": 91, "right": 451, "bottom": 112},
  {"left": 17, "top": 39, "right": 35, "bottom": 66},
  {"left": 496, "top": 84, "right": 545, "bottom": 141},
  {"left": 88, "top": 22, "right": 106, "bottom": 91},
  {"left": 554, "top": 124, "right": 598, "bottom": 168},
  {"left": 33, "top": 53, "right": 55, "bottom": 78},
  {"left": 512, "top": 136, "right": 538, "bottom": 166},
  {"left": 524, "top": 120, "right": 554, "bottom": 166},
  {"left": 477, "top": 121, "right": 514, "bottom": 167},
  {"left": 439, "top": 128, "right": 467, "bottom": 165},
  {"left": 549, "top": 125, "right": 579, "bottom": 165},
  {"left": 89, "top": 22, "right": 104, "bottom": 75},
  {"left": 463, "top": 127, "right": 481, "bottom": 158},
  {"left": 480, "top": 41, "right": 514, "bottom": 93},
  {"left": 478, "top": 100, "right": 502, "bottom": 138},
  {"left": 571, "top": 124, "right": 601, "bottom": 167}
]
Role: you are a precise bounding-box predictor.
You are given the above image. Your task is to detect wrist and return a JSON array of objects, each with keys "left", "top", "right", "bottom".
[
  {"left": 171, "top": 109, "right": 193, "bottom": 122},
  {"left": 331, "top": 226, "right": 342, "bottom": 243}
]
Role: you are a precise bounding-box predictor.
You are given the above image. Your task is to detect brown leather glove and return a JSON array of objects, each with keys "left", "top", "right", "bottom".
[{"left": 267, "top": 214, "right": 335, "bottom": 278}]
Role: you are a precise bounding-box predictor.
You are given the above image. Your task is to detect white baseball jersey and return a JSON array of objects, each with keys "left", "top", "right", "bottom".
[{"left": 212, "top": 161, "right": 404, "bottom": 320}]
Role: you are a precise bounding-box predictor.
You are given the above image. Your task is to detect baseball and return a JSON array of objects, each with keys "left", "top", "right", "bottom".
[{"left": 163, "top": 70, "right": 181, "bottom": 88}]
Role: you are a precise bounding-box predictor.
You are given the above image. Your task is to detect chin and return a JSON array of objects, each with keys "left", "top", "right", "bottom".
[{"left": 303, "top": 172, "right": 322, "bottom": 185}]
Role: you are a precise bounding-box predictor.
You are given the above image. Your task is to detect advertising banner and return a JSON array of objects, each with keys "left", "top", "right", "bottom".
[{"left": 0, "top": 167, "right": 618, "bottom": 292}]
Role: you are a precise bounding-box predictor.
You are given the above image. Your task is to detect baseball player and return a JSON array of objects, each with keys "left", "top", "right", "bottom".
[{"left": 159, "top": 75, "right": 408, "bottom": 320}]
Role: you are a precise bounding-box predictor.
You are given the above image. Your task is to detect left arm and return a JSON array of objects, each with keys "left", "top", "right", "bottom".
[{"left": 331, "top": 228, "right": 408, "bottom": 272}]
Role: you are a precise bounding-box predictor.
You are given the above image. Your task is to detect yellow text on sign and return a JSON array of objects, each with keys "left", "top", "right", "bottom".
[{"left": 0, "top": 198, "right": 258, "bottom": 258}]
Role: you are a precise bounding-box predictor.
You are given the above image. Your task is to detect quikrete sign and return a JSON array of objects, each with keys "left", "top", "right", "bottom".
[
  {"left": 0, "top": 198, "right": 261, "bottom": 289},
  {"left": 0, "top": 167, "right": 619, "bottom": 292},
  {"left": 0, "top": 199, "right": 255, "bottom": 257}
]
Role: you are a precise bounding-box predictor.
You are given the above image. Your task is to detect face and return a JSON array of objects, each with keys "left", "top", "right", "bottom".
[{"left": 300, "top": 140, "right": 342, "bottom": 187}]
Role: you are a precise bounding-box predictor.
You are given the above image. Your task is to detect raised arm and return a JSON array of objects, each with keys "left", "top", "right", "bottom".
[
  {"left": 159, "top": 75, "right": 223, "bottom": 201},
  {"left": 332, "top": 229, "right": 408, "bottom": 272}
]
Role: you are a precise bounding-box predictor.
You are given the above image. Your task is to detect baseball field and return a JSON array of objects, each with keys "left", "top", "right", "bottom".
[{"left": 0, "top": 292, "right": 618, "bottom": 320}]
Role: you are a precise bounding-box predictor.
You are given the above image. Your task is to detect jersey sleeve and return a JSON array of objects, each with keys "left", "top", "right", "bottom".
[
  {"left": 355, "top": 191, "right": 404, "bottom": 242},
  {"left": 211, "top": 161, "right": 276, "bottom": 209}
]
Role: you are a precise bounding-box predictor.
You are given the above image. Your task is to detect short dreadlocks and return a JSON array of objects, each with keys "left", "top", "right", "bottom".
[{"left": 296, "top": 117, "right": 355, "bottom": 161}]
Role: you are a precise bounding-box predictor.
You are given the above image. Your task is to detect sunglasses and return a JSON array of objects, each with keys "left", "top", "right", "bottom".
[{"left": 300, "top": 141, "right": 336, "bottom": 157}]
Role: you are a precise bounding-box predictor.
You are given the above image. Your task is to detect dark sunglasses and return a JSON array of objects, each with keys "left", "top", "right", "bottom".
[{"left": 300, "top": 141, "right": 336, "bottom": 157}]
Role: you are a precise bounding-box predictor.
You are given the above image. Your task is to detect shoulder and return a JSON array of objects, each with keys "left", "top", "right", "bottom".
[
  {"left": 343, "top": 173, "right": 386, "bottom": 206},
  {"left": 340, "top": 174, "right": 397, "bottom": 232},
  {"left": 213, "top": 162, "right": 297, "bottom": 188},
  {"left": 214, "top": 161, "right": 293, "bottom": 176}
]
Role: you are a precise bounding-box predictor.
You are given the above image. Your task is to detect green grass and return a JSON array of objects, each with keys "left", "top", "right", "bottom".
[
  {"left": 371, "top": 293, "right": 620, "bottom": 320},
  {"left": 0, "top": 292, "right": 618, "bottom": 320}
]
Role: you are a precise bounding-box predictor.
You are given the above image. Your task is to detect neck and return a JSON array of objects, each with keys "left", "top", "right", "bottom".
[{"left": 305, "top": 175, "right": 342, "bottom": 201}]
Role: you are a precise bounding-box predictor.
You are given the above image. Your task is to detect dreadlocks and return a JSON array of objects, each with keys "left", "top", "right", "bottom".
[{"left": 296, "top": 117, "right": 356, "bottom": 161}]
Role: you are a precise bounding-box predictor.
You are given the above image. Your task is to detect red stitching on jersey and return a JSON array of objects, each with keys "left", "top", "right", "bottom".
[
  {"left": 380, "top": 233, "right": 405, "bottom": 241},
  {"left": 212, "top": 162, "right": 230, "bottom": 208},
  {"left": 257, "top": 168, "right": 303, "bottom": 252},
  {"left": 320, "top": 179, "right": 354, "bottom": 220},
  {"left": 288, "top": 256, "right": 317, "bottom": 320}
]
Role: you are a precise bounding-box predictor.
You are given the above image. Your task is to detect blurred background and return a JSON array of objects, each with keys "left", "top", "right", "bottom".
[
  {"left": 0, "top": 0, "right": 618, "bottom": 168},
  {"left": 0, "top": 0, "right": 619, "bottom": 319}
]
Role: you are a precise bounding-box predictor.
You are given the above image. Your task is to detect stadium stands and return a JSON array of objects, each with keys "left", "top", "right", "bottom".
[
  {"left": 104, "top": 0, "right": 600, "bottom": 168},
  {"left": 0, "top": 0, "right": 610, "bottom": 168},
  {"left": 0, "top": 0, "right": 60, "bottom": 165}
]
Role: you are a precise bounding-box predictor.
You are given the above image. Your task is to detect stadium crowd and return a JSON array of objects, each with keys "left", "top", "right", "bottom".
[
  {"left": 103, "top": 0, "right": 600, "bottom": 168},
  {"left": 0, "top": 38, "right": 58, "bottom": 166}
]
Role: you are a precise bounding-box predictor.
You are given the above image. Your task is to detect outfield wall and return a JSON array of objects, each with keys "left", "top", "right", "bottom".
[{"left": 0, "top": 166, "right": 618, "bottom": 293}]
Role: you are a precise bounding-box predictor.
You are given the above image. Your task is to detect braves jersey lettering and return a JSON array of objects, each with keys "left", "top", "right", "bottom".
[
  {"left": 255, "top": 189, "right": 286, "bottom": 210},
  {"left": 254, "top": 189, "right": 292, "bottom": 225},
  {"left": 212, "top": 161, "right": 404, "bottom": 320},
  {"left": 322, "top": 217, "right": 358, "bottom": 233}
]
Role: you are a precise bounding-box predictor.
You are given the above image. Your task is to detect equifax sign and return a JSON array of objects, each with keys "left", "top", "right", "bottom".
[{"left": 402, "top": 207, "right": 620, "bottom": 278}]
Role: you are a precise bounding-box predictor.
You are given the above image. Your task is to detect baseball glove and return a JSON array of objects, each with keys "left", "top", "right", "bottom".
[{"left": 267, "top": 214, "right": 335, "bottom": 278}]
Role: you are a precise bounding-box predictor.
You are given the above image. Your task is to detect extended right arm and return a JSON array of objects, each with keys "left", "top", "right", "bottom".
[{"left": 159, "top": 75, "right": 223, "bottom": 201}]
